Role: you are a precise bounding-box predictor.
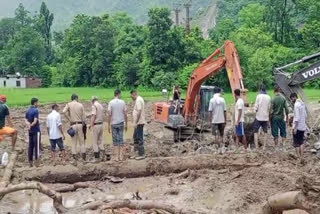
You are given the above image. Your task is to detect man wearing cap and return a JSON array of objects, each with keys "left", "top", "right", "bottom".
[
  {"left": 0, "top": 95, "right": 17, "bottom": 150},
  {"left": 108, "top": 89, "right": 127, "bottom": 161},
  {"left": 63, "top": 94, "right": 87, "bottom": 162},
  {"left": 90, "top": 96, "right": 105, "bottom": 162}
]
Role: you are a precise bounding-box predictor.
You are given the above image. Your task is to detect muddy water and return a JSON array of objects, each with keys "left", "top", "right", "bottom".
[
  {"left": 1, "top": 176, "right": 167, "bottom": 214},
  {"left": 39, "top": 122, "right": 134, "bottom": 150}
]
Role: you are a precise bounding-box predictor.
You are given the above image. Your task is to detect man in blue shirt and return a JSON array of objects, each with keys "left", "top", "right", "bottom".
[{"left": 25, "top": 98, "right": 41, "bottom": 167}]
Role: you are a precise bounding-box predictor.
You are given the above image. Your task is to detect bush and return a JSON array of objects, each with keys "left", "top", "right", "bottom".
[
  {"left": 151, "top": 71, "right": 177, "bottom": 90},
  {"left": 177, "top": 63, "right": 199, "bottom": 89}
]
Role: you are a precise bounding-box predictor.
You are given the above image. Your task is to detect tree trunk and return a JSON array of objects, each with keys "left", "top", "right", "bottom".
[
  {"left": 54, "top": 182, "right": 98, "bottom": 193},
  {"left": 261, "top": 191, "right": 311, "bottom": 214},
  {"left": 0, "top": 151, "right": 18, "bottom": 188},
  {"left": 15, "top": 154, "right": 261, "bottom": 183},
  {"left": 0, "top": 182, "right": 203, "bottom": 214},
  {"left": 0, "top": 182, "right": 68, "bottom": 213},
  {"left": 95, "top": 199, "right": 201, "bottom": 214}
]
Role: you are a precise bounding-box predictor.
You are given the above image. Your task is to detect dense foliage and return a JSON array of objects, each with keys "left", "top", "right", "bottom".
[
  {"left": 0, "top": 0, "right": 320, "bottom": 90},
  {"left": 0, "top": 0, "right": 212, "bottom": 31}
]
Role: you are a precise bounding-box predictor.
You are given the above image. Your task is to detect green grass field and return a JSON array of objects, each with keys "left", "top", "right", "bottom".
[{"left": 1, "top": 87, "right": 319, "bottom": 107}]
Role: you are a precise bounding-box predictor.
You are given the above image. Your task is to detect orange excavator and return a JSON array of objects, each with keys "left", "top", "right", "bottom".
[{"left": 154, "top": 40, "right": 247, "bottom": 141}]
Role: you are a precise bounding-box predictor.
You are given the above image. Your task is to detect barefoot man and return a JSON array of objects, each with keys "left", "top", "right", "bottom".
[
  {"left": 0, "top": 95, "right": 17, "bottom": 151},
  {"left": 290, "top": 93, "right": 307, "bottom": 162},
  {"left": 47, "top": 104, "right": 66, "bottom": 162}
]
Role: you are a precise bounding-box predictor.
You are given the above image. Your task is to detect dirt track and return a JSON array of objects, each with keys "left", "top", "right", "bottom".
[{"left": 0, "top": 100, "right": 319, "bottom": 213}]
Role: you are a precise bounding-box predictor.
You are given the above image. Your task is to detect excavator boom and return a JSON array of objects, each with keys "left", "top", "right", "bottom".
[
  {"left": 183, "top": 40, "right": 247, "bottom": 124},
  {"left": 275, "top": 52, "right": 320, "bottom": 129}
]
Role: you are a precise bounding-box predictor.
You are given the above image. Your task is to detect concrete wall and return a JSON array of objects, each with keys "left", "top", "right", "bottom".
[{"left": 0, "top": 77, "right": 26, "bottom": 88}]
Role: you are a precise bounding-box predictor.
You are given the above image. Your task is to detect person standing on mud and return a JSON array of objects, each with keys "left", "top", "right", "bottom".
[
  {"left": 173, "top": 86, "right": 181, "bottom": 114},
  {"left": 63, "top": 94, "right": 87, "bottom": 162},
  {"left": 270, "top": 87, "right": 289, "bottom": 150},
  {"left": 108, "top": 90, "right": 127, "bottom": 162},
  {"left": 0, "top": 95, "right": 18, "bottom": 151},
  {"left": 25, "top": 98, "right": 41, "bottom": 167},
  {"left": 131, "top": 89, "right": 146, "bottom": 160},
  {"left": 209, "top": 87, "right": 227, "bottom": 153},
  {"left": 46, "top": 104, "right": 66, "bottom": 163},
  {"left": 90, "top": 96, "right": 106, "bottom": 162},
  {"left": 290, "top": 93, "right": 307, "bottom": 163},
  {"left": 253, "top": 84, "right": 271, "bottom": 151},
  {"left": 234, "top": 89, "right": 247, "bottom": 150}
]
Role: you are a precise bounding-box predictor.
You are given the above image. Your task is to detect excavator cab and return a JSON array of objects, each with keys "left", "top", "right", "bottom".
[
  {"left": 154, "top": 85, "right": 216, "bottom": 141},
  {"left": 198, "top": 86, "right": 215, "bottom": 125}
]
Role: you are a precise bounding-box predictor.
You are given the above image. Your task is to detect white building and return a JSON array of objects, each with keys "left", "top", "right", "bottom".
[{"left": 0, "top": 75, "right": 41, "bottom": 88}]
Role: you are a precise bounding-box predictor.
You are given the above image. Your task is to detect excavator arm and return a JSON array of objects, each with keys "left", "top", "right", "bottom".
[
  {"left": 275, "top": 52, "right": 320, "bottom": 104},
  {"left": 183, "top": 40, "right": 247, "bottom": 124},
  {"left": 275, "top": 52, "right": 320, "bottom": 129}
]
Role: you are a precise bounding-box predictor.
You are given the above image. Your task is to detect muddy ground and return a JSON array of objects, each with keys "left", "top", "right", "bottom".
[{"left": 0, "top": 100, "right": 320, "bottom": 214}]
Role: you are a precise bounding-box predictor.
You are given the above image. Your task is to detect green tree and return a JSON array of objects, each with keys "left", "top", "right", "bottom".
[
  {"left": 300, "top": 20, "right": 320, "bottom": 48},
  {"left": 35, "top": 2, "right": 54, "bottom": 62},
  {"left": 209, "top": 18, "right": 236, "bottom": 45},
  {"left": 114, "top": 53, "right": 141, "bottom": 87},
  {"left": 60, "top": 14, "right": 115, "bottom": 86},
  {"left": 177, "top": 63, "right": 199, "bottom": 89},
  {"left": 0, "top": 18, "right": 17, "bottom": 48},
  {"left": 265, "top": 0, "right": 296, "bottom": 44},
  {"left": 14, "top": 3, "right": 32, "bottom": 27},
  {"left": 6, "top": 27, "right": 45, "bottom": 75},
  {"left": 238, "top": 3, "right": 265, "bottom": 28}
]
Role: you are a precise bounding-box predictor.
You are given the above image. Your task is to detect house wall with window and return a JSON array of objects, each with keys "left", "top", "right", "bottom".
[
  {"left": 0, "top": 77, "right": 26, "bottom": 88},
  {"left": 0, "top": 76, "right": 41, "bottom": 88}
]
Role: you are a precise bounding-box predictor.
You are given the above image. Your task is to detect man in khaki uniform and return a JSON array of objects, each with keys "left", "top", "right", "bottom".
[
  {"left": 63, "top": 94, "right": 86, "bottom": 161},
  {"left": 131, "top": 89, "right": 146, "bottom": 160},
  {"left": 90, "top": 96, "right": 105, "bottom": 162}
]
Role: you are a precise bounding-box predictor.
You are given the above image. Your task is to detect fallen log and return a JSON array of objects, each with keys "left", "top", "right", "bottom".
[
  {"left": 54, "top": 182, "right": 97, "bottom": 193},
  {"left": 0, "top": 182, "right": 67, "bottom": 213},
  {"left": 0, "top": 182, "right": 203, "bottom": 214},
  {"left": 15, "top": 154, "right": 262, "bottom": 183},
  {"left": 96, "top": 199, "right": 201, "bottom": 214},
  {"left": 0, "top": 151, "right": 18, "bottom": 188},
  {"left": 261, "top": 191, "right": 312, "bottom": 214},
  {"left": 261, "top": 176, "right": 320, "bottom": 214}
]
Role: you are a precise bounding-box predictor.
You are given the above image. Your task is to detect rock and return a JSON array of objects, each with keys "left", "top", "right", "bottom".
[
  {"left": 153, "top": 131, "right": 164, "bottom": 139},
  {"left": 314, "top": 142, "right": 320, "bottom": 150},
  {"left": 310, "top": 149, "right": 317, "bottom": 154}
]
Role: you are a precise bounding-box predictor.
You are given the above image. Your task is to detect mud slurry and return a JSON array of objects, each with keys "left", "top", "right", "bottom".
[{"left": 0, "top": 101, "right": 319, "bottom": 214}]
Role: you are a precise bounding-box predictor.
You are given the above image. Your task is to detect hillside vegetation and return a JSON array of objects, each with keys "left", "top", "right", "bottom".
[
  {"left": 0, "top": 0, "right": 320, "bottom": 92},
  {"left": 0, "top": 0, "right": 214, "bottom": 30}
]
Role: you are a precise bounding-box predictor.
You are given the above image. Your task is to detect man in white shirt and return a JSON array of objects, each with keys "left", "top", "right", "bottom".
[
  {"left": 46, "top": 104, "right": 66, "bottom": 162},
  {"left": 209, "top": 87, "right": 227, "bottom": 152},
  {"left": 253, "top": 85, "right": 271, "bottom": 150},
  {"left": 234, "top": 89, "right": 247, "bottom": 149},
  {"left": 290, "top": 93, "right": 307, "bottom": 162},
  {"left": 108, "top": 89, "right": 127, "bottom": 161}
]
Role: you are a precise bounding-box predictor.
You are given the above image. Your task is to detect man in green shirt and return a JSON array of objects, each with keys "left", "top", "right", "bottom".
[
  {"left": 270, "top": 87, "right": 289, "bottom": 148},
  {"left": 0, "top": 95, "right": 17, "bottom": 150}
]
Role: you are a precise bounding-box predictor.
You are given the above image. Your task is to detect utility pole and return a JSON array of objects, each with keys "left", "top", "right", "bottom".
[
  {"left": 184, "top": 1, "right": 191, "bottom": 35},
  {"left": 174, "top": 8, "right": 181, "bottom": 26}
]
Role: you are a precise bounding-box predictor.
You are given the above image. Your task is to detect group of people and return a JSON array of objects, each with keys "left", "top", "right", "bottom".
[
  {"left": 209, "top": 85, "right": 308, "bottom": 161},
  {"left": 0, "top": 89, "right": 146, "bottom": 167}
]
